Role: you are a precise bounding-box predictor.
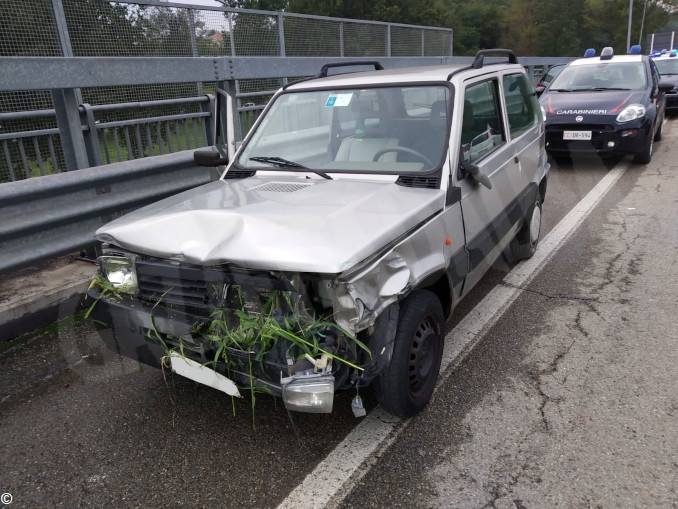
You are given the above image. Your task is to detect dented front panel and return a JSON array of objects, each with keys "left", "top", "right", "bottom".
[{"left": 330, "top": 203, "right": 466, "bottom": 333}]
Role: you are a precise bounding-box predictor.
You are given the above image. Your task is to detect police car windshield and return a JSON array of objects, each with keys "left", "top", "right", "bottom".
[
  {"left": 655, "top": 59, "right": 678, "bottom": 75},
  {"left": 550, "top": 62, "right": 647, "bottom": 91},
  {"left": 237, "top": 85, "right": 450, "bottom": 174}
]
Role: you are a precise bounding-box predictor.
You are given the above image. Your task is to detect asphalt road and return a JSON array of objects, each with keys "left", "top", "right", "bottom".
[{"left": 0, "top": 122, "right": 675, "bottom": 508}]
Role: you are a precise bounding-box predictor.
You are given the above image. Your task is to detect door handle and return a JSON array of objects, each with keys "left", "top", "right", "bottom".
[{"left": 514, "top": 156, "right": 520, "bottom": 164}]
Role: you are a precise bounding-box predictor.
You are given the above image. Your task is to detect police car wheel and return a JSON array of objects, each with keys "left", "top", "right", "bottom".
[
  {"left": 633, "top": 133, "right": 654, "bottom": 164},
  {"left": 375, "top": 290, "right": 444, "bottom": 418},
  {"left": 510, "top": 196, "right": 542, "bottom": 261}
]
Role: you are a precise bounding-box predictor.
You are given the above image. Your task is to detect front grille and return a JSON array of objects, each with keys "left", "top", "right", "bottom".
[
  {"left": 136, "top": 260, "right": 222, "bottom": 315},
  {"left": 135, "top": 259, "right": 294, "bottom": 317}
]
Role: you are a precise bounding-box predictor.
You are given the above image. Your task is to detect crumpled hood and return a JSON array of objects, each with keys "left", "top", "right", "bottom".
[
  {"left": 541, "top": 90, "right": 647, "bottom": 123},
  {"left": 96, "top": 175, "right": 445, "bottom": 274}
]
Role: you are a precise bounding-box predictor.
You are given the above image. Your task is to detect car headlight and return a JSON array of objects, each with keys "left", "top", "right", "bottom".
[
  {"left": 540, "top": 105, "right": 547, "bottom": 120},
  {"left": 616, "top": 104, "right": 646, "bottom": 123},
  {"left": 99, "top": 256, "right": 138, "bottom": 294}
]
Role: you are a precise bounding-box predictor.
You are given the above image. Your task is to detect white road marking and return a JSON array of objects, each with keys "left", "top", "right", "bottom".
[{"left": 277, "top": 162, "right": 629, "bottom": 509}]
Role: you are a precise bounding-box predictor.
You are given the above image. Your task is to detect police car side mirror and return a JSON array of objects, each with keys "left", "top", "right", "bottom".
[
  {"left": 194, "top": 147, "right": 228, "bottom": 167},
  {"left": 658, "top": 80, "right": 674, "bottom": 92}
]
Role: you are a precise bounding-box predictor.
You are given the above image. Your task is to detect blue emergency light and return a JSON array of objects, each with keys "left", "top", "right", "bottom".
[
  {"left": 629, "top": 45, "right": 641, "bottom": 55},
  {"left": 671, "top": 50, "right": 678, "bottom": 58},
  {"left": 584, "top": 48, "right": 596, "bottom": 57}
]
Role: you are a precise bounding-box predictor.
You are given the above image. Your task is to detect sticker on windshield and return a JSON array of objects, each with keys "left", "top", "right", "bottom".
[{"left": 325, "top": 93, "right": 353, "bottom": 107}]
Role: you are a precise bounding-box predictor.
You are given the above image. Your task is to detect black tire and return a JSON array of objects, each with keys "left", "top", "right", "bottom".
[
  {"left": 633, "top": 131, "right": 654, "bottom": 164},
  {"left": 510, "top": 195, "right": 542, "bottom": 261},
  {"left": 375, "top": 290, "right": 444, "bottom": 418}
]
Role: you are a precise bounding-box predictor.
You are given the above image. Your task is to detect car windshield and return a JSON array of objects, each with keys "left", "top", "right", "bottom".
[
  {"left": 655, "top": 58, "right": 678, "bottom": 75},
  {"left": 549, "top": 61, "right": 647, "bottom": 91},
  {"left": 542, "top": 65, "right": 564, "bottom": 84},
  {"left": 237, "top": 85, "right": 450, "bottom": 174}
]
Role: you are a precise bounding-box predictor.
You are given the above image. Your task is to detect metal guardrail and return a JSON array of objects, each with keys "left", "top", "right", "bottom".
[{"left": 0, "top": 149, "right": 219, "bottom": 273}]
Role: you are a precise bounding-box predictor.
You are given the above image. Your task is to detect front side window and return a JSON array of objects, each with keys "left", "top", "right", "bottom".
[
  {"left": 461, "top": 79, "right": 506, "bottom": 165},
  {"left": 549, "top": 62, "right": 648, "bottom": 91},
  {"left": 502, "top": 73, "right": 539, "bottom": 139},
  {"left": 237, "top": 85, "right": 451, "bottom": 174}
]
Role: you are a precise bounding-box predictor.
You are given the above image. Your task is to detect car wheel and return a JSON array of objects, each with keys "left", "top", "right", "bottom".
[
  {"left": 633, "top": 131, "right": 654, "bottom": 164},
  {"left": 654, "top": 120, "right": 663, "bottom": 142},
  {"left": 375, "top": 290, "right": 444, "bottom": 418},
  {"left": 510, "top": 195, "right": 542, "bottom": 261}
]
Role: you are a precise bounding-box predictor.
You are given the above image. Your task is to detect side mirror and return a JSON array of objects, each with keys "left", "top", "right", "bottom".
[
  {"left": 658, "top": 80, "right": 675, "bottom": 92},
  {"left": 194, "top": 147, "right": 228, "bottom": 167},
  {"left": 535, "top": 84, "right": 545, "bottom": 96},
  {"left": 465, "top": 163, "right": 493, "bottom": 190}
]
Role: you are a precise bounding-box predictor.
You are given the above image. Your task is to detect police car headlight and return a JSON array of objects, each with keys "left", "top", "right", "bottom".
[
  {"left": 98, "top": 256, "right": 138, "bottom": 294},
  {"left": 616, "top": 104, "right": 646, "bottom": 123}
]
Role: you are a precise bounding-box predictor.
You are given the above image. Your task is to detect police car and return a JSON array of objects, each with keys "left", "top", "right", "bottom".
[
  {"left": 652, "top": 50, "right": 678, "bottom": 113},
  {"left": 540, "top": 46, "right": 673, "bottom": 163}
]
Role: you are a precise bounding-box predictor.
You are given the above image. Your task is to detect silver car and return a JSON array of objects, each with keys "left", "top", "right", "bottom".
[{"left": 89, "top": 49, "right": 549, "bottom": 418}]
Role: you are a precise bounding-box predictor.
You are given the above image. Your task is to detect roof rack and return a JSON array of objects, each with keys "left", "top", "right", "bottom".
[
  {"left": 472, "top": 49, "right": 518, "bottom": 69},
  {"left": 283, "top": 60, "right": 384, "bottom": 90},
  {"left": 446, "top": 48, "right": 517, "bottom": 81}
]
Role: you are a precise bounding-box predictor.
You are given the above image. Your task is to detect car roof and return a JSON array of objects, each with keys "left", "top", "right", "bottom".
[
  {"left": 286, "top": 63, "right": 525, "bottom": 90},
  {"left": 570, "top": 55, "right": 644, "bottom": 66}
]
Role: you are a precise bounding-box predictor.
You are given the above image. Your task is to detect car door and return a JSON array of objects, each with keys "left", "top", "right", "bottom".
[
  {"left": 455, "top": 75, "right": 522, "bottom": 295},
  {"left": 501, "top": 71, "right": 542, "bottom": 191}
]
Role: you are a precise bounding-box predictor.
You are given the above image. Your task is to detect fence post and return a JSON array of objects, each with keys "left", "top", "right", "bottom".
[
  {"left": 339, "top": 22, "right": 344, "bottom": 56},
  {"left": 80, "top": 103, "right": 102, "bottom": 166},
  {"left": 449, "top": 30, "right": 454, "bottom": 56},
  {"left": 52, "top": 88, "right": 89, "bottom": 171},
  {"left": 278, "top": 13, "right": 288, "bottom": 86},
  {"left": 421, "top": 29, "right": 425, "bottom": 56},
  {"left": 188, "top": 10, "right": 204, "bottom": 94},
  {"left": 386, "top": 25, "right": 391, "bottom": 57}
]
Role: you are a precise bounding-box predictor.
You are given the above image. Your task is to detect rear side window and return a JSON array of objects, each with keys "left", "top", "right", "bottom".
[
  {"left": 502, "top": 73, "right": 539, "bottom": 139},
  {"left": 461, "top": 79, "right": 506, "bottom": 165}
]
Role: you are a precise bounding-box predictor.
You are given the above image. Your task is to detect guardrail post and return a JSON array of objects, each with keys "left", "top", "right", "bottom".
[
  {"left": 223, "top": 80, "right": 242, "bottom": 145},
  {"left": 203, "top": 94, "right": 216, "bottom": 145},
  {"left": 80, "top": 103, "right": 102, "bottom": 166},
  {"left": 52, "top": 88, "right": 89, "bottom": 171}
]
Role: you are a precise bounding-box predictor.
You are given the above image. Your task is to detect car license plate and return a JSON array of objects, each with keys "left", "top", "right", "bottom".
[{"left": 563, "top": 130, "right": 592, "bottom": 141}]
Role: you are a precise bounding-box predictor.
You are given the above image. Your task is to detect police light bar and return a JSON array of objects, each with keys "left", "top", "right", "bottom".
[
  {"left": 629, "top": 44, "right": 641, "bottom": 55},
  {"left": 600, "top": 47, "right": 614, "bottom": 60},
  {"left": 671, "top": 50, "right": 678, "bottom": 58},
  {"left": 584, "top": 48, "right": 596, "bottom": 57}
]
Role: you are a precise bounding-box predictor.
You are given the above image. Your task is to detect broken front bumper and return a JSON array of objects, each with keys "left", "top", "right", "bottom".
[{"left": 88, "top": 291, "right": 337, "bottom": 412}]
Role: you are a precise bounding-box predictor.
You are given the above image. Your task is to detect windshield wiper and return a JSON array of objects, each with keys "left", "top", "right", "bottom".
[
  {"left": 249, "top": 156, "right": 332, "bottom": 180},
  {"left": 589, "top": 87, "right": 632, "bottom": 91}
]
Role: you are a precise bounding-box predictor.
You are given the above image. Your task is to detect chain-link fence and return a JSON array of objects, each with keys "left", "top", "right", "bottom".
[
  {"left": 647, "top": 31, "right": 676, "bottom": 53},
  {"left": 0, "top": 0, "right": 453, "bottom": 184}
]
